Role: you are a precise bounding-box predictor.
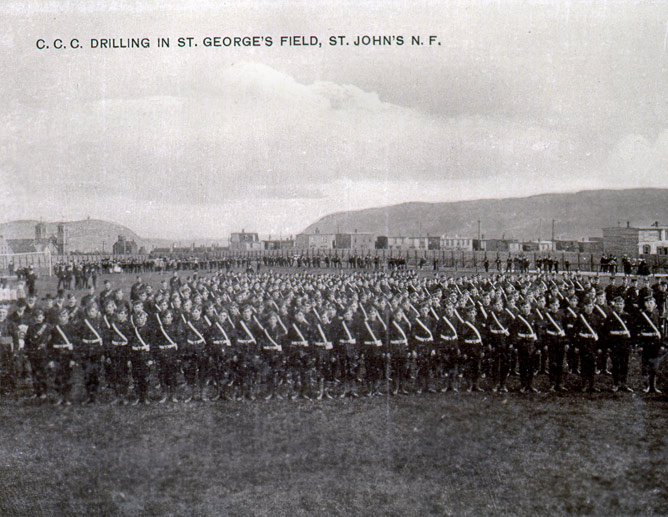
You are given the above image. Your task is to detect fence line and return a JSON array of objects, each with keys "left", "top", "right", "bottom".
[{"left": 3, "top": 249, "right": 668, "bottom": 275}]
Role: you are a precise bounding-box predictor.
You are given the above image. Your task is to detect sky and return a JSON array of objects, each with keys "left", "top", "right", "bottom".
[{"left": 1, "top": 0, "right": 668, "bottom": 239}]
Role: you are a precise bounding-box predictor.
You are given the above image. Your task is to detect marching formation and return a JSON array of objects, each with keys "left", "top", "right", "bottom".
[{"left": 0, "top": 269, "right": 666, "bottom": 405}]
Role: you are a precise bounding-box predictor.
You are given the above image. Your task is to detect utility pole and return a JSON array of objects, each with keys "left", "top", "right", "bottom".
[
  {"left": 551, "top": 219, "right": 555, "bottom": 250},
  {"left": 539, "top": 219, "right": 542, "bottom": 243}
]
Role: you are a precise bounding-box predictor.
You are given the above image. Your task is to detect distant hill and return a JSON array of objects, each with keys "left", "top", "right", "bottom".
[
  {"left": 0, "top": 219, "right": 154, "bottom": 254},
  {"left": 302, "top": 189, "right": 668, "bottom": 241},
  {"left": 0, "top": 219, "right": 233, "bottom": 254}
]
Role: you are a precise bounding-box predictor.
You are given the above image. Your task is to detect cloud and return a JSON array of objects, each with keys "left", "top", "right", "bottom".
[
  {"left": 2, "top": 62, "right": 586, "bottom": 208},
  {"left": 603, "top": 131, "right": 668, "bottom": 188}
]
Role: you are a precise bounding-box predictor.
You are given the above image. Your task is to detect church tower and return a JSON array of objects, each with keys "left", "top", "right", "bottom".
[
  {"left": 35, "top": 222, "right": 47, "bottom": 240},
  {"left": 56, "top": 223, "right": 69, "bottom": 254}
]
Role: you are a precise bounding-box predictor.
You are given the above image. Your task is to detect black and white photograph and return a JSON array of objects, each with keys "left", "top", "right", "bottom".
[{"left": 2, "top": 0, "right": 668, "bottom": 514}]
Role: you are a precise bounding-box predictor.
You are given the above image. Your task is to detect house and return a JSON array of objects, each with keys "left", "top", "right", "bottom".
[
  {"left": 263, "top": 239, "right": 294, "bottom": 250},
  {"left": 295, "top": 229, "right": 336, "bottom": 249},
  {"left": 484, "top": 239, "right": 522, "bottom": 252},
  {"left": 112, "top": 235, "right": 138, "bottom": 255},
  {"left": 230, "top": 230, "right": 262, "bottom": 251},
  {"left": 0, "top": 236, "right": 10, "bottom": 255},
  {"left": 603, "top": 222, "right": 668, "bottom": 256},
  {"left": 523, "top": 240, "right": 555, "bottom": 252},
  {"left": 334, "top": 231, "right": 375, "bottom": 250},
  {"left": 440, "top": 236, "right": 474, "bottom": 251}
]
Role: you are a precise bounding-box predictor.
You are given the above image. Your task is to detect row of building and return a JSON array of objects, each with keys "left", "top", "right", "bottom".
[
  {"left": 228, "top": 223, "right": 668, "bottom": 256},
  {"left": 226, "top": 229, "right": 604, "bottom": 254}
]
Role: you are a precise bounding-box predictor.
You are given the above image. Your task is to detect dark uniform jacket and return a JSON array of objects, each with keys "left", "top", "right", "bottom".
[
  {"left": 74, "top": 317, "right": 104, "bottom": 359},
  {"left": 25, "top": 321, "right": 50, "bottom": 353}
]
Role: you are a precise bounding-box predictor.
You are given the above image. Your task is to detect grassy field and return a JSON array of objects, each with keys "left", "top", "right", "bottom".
[
  {"left": 1, "top": 391, "right": 667, "bottom": 515},
  {"left": 1, "top": 269, "right": 665, "bottom": 515}
]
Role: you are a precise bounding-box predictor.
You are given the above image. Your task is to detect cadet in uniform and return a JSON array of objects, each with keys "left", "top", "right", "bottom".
[
  {"left": 436, "top": 299, "right": 460, "bottom": 392},
  {"left": 511, "top": 300, "right": 539, "bottom": 393},
  {"left": 182, "top": 304, "right": 208, "bottom": 402},
  {"left": 459, "top": 303, "right": 484, "bottom": 392},
  {"left": 236, "top": 305, "right": 262, "bottom": 400},
  {"left": 575, "top": 297, "right": 604, "bottom": 393},
  {"left": 563, "top": 294, "right": 581, "bottom": 375},
  {"left": 594, "top": 290, "right": 611, "bottom": 375},
  {"left": 605, "top": 296, "right": 633, "bottom": 392},
  {"left": 362, "top": 306, "right": 385, "bottom": 396},
  {"left": 25, "top": 308, "right": 50, "bottom": 399},
  {"left": 155, "top": 309, "right": 181, "bottom": 403},
  {"left": 107, "top": 306, "right": 131, "bottom": 403},
  {"left": 411, "top": 303, "right": 437, "bottom": 394},
  {"left": 333, "top": 307, "right": 361, "bottom": 398},
  {"left": 387, "top": 307, "right": 410, "bottom": 395},
  {"left": 487, "top": 296, "right": 511, "bottom": 393},
  {"left": 48, "top": 309, "right": 74, "bottom": 405},
  {"left": 129, "top": 310, "right": 152, "bottom": 404},
  {"left": 257, "top": 311, "right": 286, "bottom": 400},
  {"left": 75, "top": 303, "right": 104, "bottom": 403},
  {"left": 544, "top": 296, "right": 567, "bottom": 392},
  {"left": 636, "top": 296, "right": 664, "bottom": 394},
  {"left": 205, "top": 308, "right": 234, "bottom": 401}
]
